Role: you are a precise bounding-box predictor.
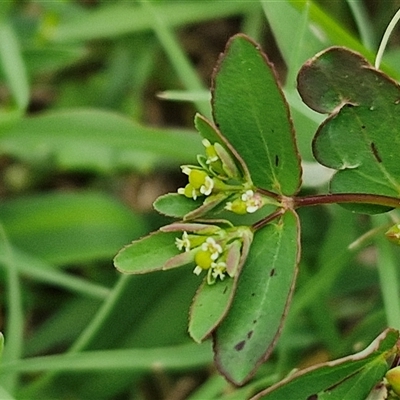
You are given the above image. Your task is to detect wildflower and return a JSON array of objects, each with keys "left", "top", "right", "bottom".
[
  {"left": 168, "top": 222, "right": 253, "bottom": 285},
  {"left": 211, "top": 261, "right": 227, "bottom": 281},
  {"left": 202, "top": 139, "right": 219, "bottom": 164},
  {"left": 201, "top": 237, "right": 223, "bottom": 259},
  {"left": 242, "top": 190, "right": 264, "bottom": 213},
  {"left": 178, "top": 167, "right": 215, "bottom": 200},
  {"left": 175, "top": 231, "right": 191, "bottom": 252},
  {"left": 226, "top": 190, "right": 264, "bottom": 214}
]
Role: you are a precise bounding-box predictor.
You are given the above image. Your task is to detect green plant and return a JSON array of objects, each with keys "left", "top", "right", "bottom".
[
  {"left": 114, "top": 24, "right": 400, "bottom": 400},
  {"left": 3, "top": 1, "right": 400, "bottom": 399}
]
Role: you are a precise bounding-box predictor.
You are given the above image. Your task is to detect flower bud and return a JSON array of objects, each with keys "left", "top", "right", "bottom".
[
  {"left": 386, "top": 223, "right": 400, "bottom": 245},
  {"left": 386, "top": 366, "right": 400, "bottom": 395}
]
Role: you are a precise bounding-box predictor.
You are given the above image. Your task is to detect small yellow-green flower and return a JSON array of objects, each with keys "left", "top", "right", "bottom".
[
  {"left": 202, "top": 139, "right": 219, "bottom": 164},
  {"left": 226, "top": 190, "right": 264, "bottom": 214},
  {"left": 178, "top": 167, "right": 215, "bottom": 200},
  {"left": 172, "top": 225, "right": 253, "bottom": 284}
]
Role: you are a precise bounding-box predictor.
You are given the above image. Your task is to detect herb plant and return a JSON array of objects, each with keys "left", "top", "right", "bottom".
[
  {"left": 3, "top": 2, "right": 400, "bottom": 399},
  {"left": 115, "top": 25, "right": 400, "bottom": 400}
]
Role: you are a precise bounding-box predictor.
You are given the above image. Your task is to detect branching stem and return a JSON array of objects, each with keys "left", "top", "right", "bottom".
[
  {"left": 253, "top": 192, "right": 400, "bottom": 231},
  {"left": 292, "top": 192, "right": 400, "bottom": 209}
]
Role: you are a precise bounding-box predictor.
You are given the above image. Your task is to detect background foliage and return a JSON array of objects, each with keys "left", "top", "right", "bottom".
[{"left": 2, "top": 1, "right": 400, "bottom": 399}]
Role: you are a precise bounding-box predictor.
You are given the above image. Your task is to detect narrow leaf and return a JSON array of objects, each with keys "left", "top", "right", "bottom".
[
  {"left": 114, "top": 231, "right": 180, "bottom": 274},
  {"left": 251, "top": 328, "right": 399, "bottom": 400},
  {"left": 212, "top": 34, "right": 302, "bottom": 195},
  {"left": 213, "top": 210, "right": 300, "bottom": 385},
  {"left": 297, "top": 47, "right": 400, "bottom": 213},
  {"left": 0, "top": 21, "right": 29, "bottom": 111},
  {"left": 0, "top": 109, "right": 201, "bottom": 173}
]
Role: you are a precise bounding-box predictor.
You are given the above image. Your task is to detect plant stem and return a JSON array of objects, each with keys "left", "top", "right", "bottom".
[
  {"left": 252, "top": 208, "right": 284, "bottom": 231},
  {"left": 293, "top": 193, "right": 400, "bottom": 209}
]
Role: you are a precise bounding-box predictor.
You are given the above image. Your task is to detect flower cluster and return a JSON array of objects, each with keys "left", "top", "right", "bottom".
[
  {"left": 178, "top": 139, "right": 266, "bottom": 215},
  {"left": 162, "top": 222, "right": 253, "bottom": 285}
]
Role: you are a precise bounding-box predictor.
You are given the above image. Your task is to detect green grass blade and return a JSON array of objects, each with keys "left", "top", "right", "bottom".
[
  {"left": 0, "top": 247, "right": 110, "bottom": 300},
  {"left": 138, "top": 0, "right": 210, "bottom": 117},
  {"left": 0, "top": 21, "right": 29, "bottom": 112},
  {"left": 346, "top": 0, "right": 375, "bottom": 50},
  {"left": 0, "top": 225, "right": 23, "bottom": 394},
  {"left": 50, "top": 2, "right": 259, "bottom": 42},
  {"left": 373, "top": 215, "right": 400, "bottom": 330},
  {"left": 0, "top": 342, "right": 212, "bottom": 374}
]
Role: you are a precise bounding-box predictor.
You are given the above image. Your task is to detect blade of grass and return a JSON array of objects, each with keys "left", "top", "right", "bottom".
[
  {"left": 373, "top": 215, "right": 400, "bottom": 330},
  {"left": 285, "top": 0, "right": 311, "bottom": 90},
  {"left": 288, "top": 0, "right": 370, "bottom": 57},
  {"left": 375, "top": 8, "right": 400, "bottom": 69},
  {"left": 0, "top": 384, "right": 15, "bottom": 400},
  {"left": 138, "top": 0, "right": 210, "bottom": 118},
  {"left": 0, "top": 224, "right": 23, "bottom": 394},
  {"left": 0, "top": 246, "right": 110, "bottom": 300},
  {"left": 20, "top": 274, "right": 132, "bottom": 396},
  {"left": 346, "top": 0, "right": 375, "bottom": 50},
  {"left": 0, "top": 342, "right": 212, "bottom": 374},
  {"left": 0, "top": 21, "right": 29, "bottom": 112},
  {"left": 69, "top": 275, "right": 130, "bottom": 352},
  {"left": 241, "top": 5, "right": 264, "bottom": 42},
  {"left": 51, "top": 2, "right": 259, "bottom": 42}
]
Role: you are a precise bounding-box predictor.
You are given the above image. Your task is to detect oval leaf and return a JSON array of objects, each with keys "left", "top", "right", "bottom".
[
  {"left": 114, "top": 231, "right": 180, "bottom": 274},
  {"left": 297, "top": 47, "right": 400, "bottom": 213},
  {"left": 153, "top": 193, "right": 203, "bottom": 218},
  {"left": 212, "top": 34, "right": 302, "bottom": 195},
  {"left": 189, "top": 277, "right": 236, "bottom": 343},
  {"left": 213, "top": 210, "right": 300, "bottom": 385}
]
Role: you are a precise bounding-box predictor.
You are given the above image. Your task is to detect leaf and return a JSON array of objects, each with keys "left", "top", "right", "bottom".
[
  {"left": 114, "top": 231, "right": 180, "bottom": 274},
  {"left": 251, "top": 328, "right": 399, "bottom": 400},
  {"left": 212, "top": 34, "right": 302, "bottom": 195},
  {"left": 50, "top": 2, "right": 259, "bottom": 42},
  {"left": 0, "top": 192, "right": 146, "bottom": 265},
  {"left": 213, "top": 210, "right": 300, "bottom": 385},
  {"left": 189, "top": 227, "right": 252, "bottom": 343},
  {"left": 153, "top": 193, "right": 203, "bottom": 218},
  {"left": 0, "top": 109, "right": 202, "bottom": 173},
  {"left": 189, "top": 277, "right": 236, "bottom": 343},
  {"left": 297, "top": 47, "right": 400, "bottom": 213},
  {"left": 0, "top": 342, "right": 213, "bottom": 374},
  {"left": 0, "top": 21, "right": 29, "bottom": 112}
]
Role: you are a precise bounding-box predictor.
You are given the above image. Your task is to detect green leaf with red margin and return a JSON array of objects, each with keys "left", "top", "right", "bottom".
[
  {"left": 153, "top": 193, "right": 203, "bottom": 219},
  {"left": 251, "top": 328, "right": 399, "bottom": 400},
  {"left": 212, "top": 34, "right": 302, "bottom": 195},
  {"left": 114, "top": 231, "right": 180, "bottom": 274},
  {"left": 213, "top": 210, "right": 300, "bottom": 385},
  {"left": 297, "top": 47, "right": 400, "bottom": 213}
]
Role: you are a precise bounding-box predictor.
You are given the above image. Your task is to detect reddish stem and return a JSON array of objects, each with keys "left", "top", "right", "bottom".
[{"left": 293, "top": 193, "right": 400, "bottom": 209}]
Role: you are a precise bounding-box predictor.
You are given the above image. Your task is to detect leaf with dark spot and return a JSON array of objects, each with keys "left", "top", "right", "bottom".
[
  {"left": 234, "top": 341, "right": 246, "bottom": 351},
  {"left": 213, "top": 210, "right": 300, "bottom": 385}
]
